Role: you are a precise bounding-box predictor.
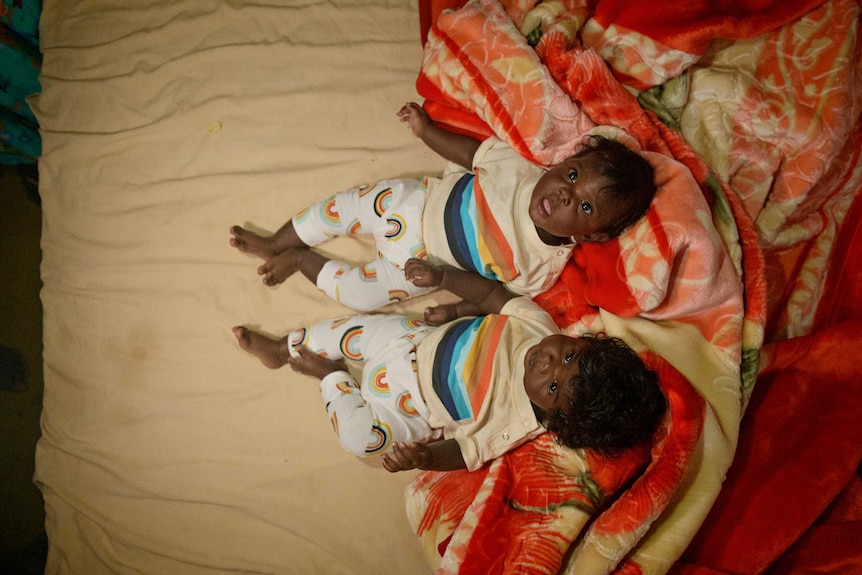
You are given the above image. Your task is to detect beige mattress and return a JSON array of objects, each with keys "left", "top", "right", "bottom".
[{"left": 32, "top": 1, "right": 447, "bottom": 573}]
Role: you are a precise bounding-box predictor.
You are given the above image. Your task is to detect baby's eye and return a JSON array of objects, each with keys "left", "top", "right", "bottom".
[
  {"left": 580, "top": 201, "right": 593, "bottom": 215},
  {"left": 549, "top": 381, "right": 558, "bottom": 394},
  {"left": 567, "top": 169, "right": 578, "bottom": 183}
]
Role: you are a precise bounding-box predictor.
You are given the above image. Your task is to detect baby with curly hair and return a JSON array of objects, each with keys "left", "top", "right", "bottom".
[{"left": 234, "top": 259, "right": 666, "bottom": 472}]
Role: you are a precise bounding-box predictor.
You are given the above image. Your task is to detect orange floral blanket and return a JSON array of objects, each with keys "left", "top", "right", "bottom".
[{"left": 407, "top": 0, "right": 862, "bottom": 573}]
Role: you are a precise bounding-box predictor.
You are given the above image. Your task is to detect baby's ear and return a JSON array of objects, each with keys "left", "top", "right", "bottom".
[{"left": 574, "top": 231, "right": 611, "bottom": 243}]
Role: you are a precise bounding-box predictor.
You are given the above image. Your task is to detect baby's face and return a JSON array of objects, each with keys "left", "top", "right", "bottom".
[
  {"left": 529, "top": 154, "right": 625, "bottom": 244},
  {"left": 523, "top": 334, "right": 586, "bottom": 412}
]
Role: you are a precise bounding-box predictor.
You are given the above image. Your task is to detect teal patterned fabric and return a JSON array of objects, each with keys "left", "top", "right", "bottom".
[{"left": 1, "top": 0, "right": 42, "bottom": 165}]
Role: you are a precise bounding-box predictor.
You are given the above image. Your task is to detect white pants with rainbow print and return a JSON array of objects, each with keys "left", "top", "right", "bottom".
[
  {"left": 289, "top": 313, "right": 435, "bottom": 457},
  {"left": 291, "top": 179, "right": 432, "bottom": 311}
]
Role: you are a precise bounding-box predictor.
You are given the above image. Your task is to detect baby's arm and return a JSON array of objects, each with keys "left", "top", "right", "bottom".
[
  {"left": 397, "top": 102, "right": 481, "bottom": 170},
  {"left": 405, "top": 258, "right": 516, "bottom": 316},
  {"left": 423, "top": 300, "right": 484, "bottom": 326},
  {"left": 380, "top": 438, "right": 466, "bottom": 472}
]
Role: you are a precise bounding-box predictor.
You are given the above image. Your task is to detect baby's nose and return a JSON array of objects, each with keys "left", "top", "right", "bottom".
[{"left": 536, "top": 353, "right": 552, "bottom": 374}]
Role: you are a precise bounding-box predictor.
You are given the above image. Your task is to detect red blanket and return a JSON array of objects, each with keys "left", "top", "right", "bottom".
[{"left": 410, "top": 0, "right": 862, "bottom": 573}]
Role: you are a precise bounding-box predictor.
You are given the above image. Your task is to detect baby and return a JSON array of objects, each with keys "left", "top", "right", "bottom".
[
  {"left": 233, "top": 259, "right": 666, "bottom": 472},
  {"left": 230, "top": 102, "right": 655, "bottom": 321}
]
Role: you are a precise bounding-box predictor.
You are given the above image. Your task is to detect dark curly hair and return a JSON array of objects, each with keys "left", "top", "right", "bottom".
[
  {"left": 574, "top": 136, "right": 656, "bottom": 239},
  {"left": 536, "top": 333, "right": 666, "bottom": 456}
]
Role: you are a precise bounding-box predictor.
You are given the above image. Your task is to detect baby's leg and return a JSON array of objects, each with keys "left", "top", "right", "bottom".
[
  {"left": 229, "top": 220, "right": 307, "bottom": 260},
  {"left": 232, "top": 326, "right": 292, "bottom": 369},
  {"left": 257, "top": 248, "right": 329, "bottom": 287},
  {"left": 318, "top": 314, "right": 434, "bottom": 457},
  {"left": 230, "top": 184, "right": 363, "bottom": 261},
  {"left": 317, "top": 256, "right": 433, "bottom": 312},
  {"left": 234, "top": 314, "right": 370, "bottom": 370},
  {"left": 289, "top": 345, "right": 349, "bottom": 379},
  {"left": 323, "top": 382, "right": 433, "bottom": 458},
  {"left": 290, "top": 314, "right": 379, "bottom": 361}
]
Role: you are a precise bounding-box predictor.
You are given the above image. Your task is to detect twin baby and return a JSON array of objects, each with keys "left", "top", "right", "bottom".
[{"left": 231, "top": 102, "right": 666, "bottom": 473}]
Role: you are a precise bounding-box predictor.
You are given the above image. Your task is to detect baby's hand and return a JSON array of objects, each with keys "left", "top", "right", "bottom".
[
  {"left": 404, "top": 258, "right": 443, "bottom": 288},
  {"left": 381, "top": 440, "right": 433, "bottom": 472},
  {"left": 423, "top": 303, "right": 459, "bottom": 326},
  {"left": 397, "top": 102, "right": 431, "bottom": 138}
]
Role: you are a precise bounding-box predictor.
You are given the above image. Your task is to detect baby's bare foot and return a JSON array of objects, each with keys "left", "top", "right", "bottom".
[
  {"left": 423, "top": 303, "right": 459, "bottom": 326},
  {"left": 258, "top": 249, "right": 306, "bottom": 286},
  {"left": 232, "top": 326, "right": 292, "bottom": 369},
  {"left": 230, "top": 226, "right": 279, "bottom": 260}
]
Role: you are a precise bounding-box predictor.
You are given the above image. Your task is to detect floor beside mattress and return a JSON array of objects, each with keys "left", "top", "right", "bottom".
[{"left": 0, "top": 163, "right": 47, "bottom": 575}]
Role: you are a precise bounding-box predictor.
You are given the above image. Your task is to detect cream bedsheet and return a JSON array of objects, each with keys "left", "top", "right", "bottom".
[{"left": 32, "top": 1, "right": 446, "bottom": 573}]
